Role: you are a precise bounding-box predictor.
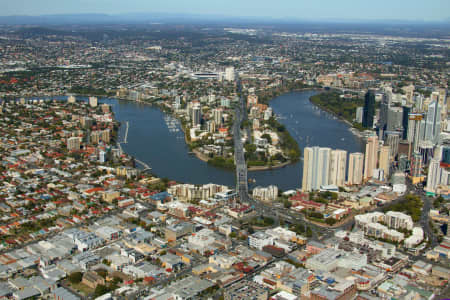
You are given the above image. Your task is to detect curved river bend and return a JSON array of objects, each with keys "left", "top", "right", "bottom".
[{"left": 70, "top": 91, "right": 364, "bottom": 191}]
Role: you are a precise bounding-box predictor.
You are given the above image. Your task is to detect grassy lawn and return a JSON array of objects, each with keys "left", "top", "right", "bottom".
[{"left": 67, "top": 281, "right": 94, "bottom": 296}]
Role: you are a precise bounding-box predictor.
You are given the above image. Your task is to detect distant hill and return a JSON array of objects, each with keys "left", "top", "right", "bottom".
[
  {"left": 0, "top": 13, "right": 449, "bottom": 39},
  {"left": 0, "top": 14, "right": 120, "bottom": 25},
  {"left": 2, "top": 13, "right": 449, "bottom": 26}
]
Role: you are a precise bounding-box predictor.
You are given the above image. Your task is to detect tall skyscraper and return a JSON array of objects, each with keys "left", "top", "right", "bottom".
[
  {"left": 410, "top": 152, "right": 423, "bottom": 183},
  {"left": 301, "top": 147, "right": 331, "bottom": 192},
  {"left": 379, "top": 145, "right": 391, "bottom": 180},
  {"left": 408, "top": 113, "right": 424, "bottom": 156},
  {"left": 363, "top": 90, "right": 376, "bottom": 129},
  {"left": 413, "top": 93, "right": 424, "bottom": 111},
  {"left": 302, "top": 147, "right": 314, "bottom": 192},
  {"left": 364, "top": 136, "right": 378, "bottom": 180},
  {"left": 208, "top": 120, "right": 217, "bottom": 133},
  {"left": 355, "top": 107, "right": 364, "bottom": 123},
  {"left": 425, "top": 158, "right": 442, "bottom": 195},
  {"left": 212, "top": 108, "right": 223, "bottom": 126},
  {"left": 403, "top": 84, "right": 414, "bottom": 105},
  {"left": 387, "top": 106, "right": 403, "bottom": 131},
  {"left": 90, "top": 131, "right": 101, "bottom": 144},
  {"left": 398, "top": 154, "right": 409, "bottom": 172},
  {"left": 101, "top": 129, "right": 110, "bottom": 143},
  {"left": 424, "top": 101, "right": 441, "bottom": 142},
  {"left": 438, "top": 88, "right": 447, "bottom": 129},
  {"left": 68, "top": 95, "right": 76, "bottom": 104},
  {"left": 440, "top": 169, "right": 450, "bottom": 188},
  {"left": 418, "top": 141, "right": 434, "bottom": 165},
  {"left": 329, "top": 149, "right": 347, "bottom": 187},
  {"left": 89, "top": 96, "right": 98, "bottom": 108},
  {"left": 99, "top": 151, "right": 106, "bottom": 163},
  {"left": 174, "top": 96, "right": 182, "bottom": 109},
  {"left": 81, "top": 116, "right": 94, "bottom": 129},
  {"left": 431, "top": 91, "right": 439, "bottom": 103},
  {"left": 385, "top": 132, "right": 400, "bottom": 161},
  {"left": 317, "top": 147, "right": 332, "bottom": 189},
  {"left": 434, "top": 145, "right": 443, "bottom": 161},
  {"left": 101, "top": 103, "right": 110, "bottom": 113},
  {"left": 348, "top": 152, "right": 364, "bottom": 185},
  {"left": 439, "top": 88, "right": 448, "bottom": 114},
  {"left": 442, "top": 146, "right": 450, "bottom": 168},
  {"left": 67, "top": 137, "right": 81, "bottom": 151},
  {"left": 224, "top": 67, "right": 235, "bottom": 81},
  {"left": 192, "top": 105, "right": 202, "bottom": 126},
  {"left": 253, "top": 119, "right": 260, "bottom": 130},
  {"left": 379, "top": 94, "right": 390, "bottom": 131},
  {"left": 401, "top": 105, "right": 411, "bottom": 140}
]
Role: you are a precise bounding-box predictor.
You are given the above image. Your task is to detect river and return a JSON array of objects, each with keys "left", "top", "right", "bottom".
[{"left": 53, "top": 91, "right": 364, "bottom": 191}]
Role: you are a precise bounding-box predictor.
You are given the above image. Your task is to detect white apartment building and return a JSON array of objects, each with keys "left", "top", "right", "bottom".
[
  {"left": 265, "top": 227, "right": 297, "bottom": 242},
  {"left": 385, "top": 211, "right": 413, "bottom": 230},
  {"left": 355, "top": 211, "right": 414, "bottom": 244},
  {"left": 329, "top": 149, "right": 347, "bottom": 187},
  {"left": 89, "top": 96, "right": 98, "bottom": 108},
  {"left": 404, "top": 227, "right": 424, "bottom": 248},
  {"left": 252, "top": 185, "right": 278, "bottom": 202},
  {"left": 348, "top": 152, "right": 364, "bottom": 185},
  {"left": 248, "top": 232, "right": 273, "bottom": 250}
]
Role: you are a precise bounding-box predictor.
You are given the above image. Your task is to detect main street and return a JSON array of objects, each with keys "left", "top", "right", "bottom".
[
  {"left": 417, "top": 187, "right": 439, "bottom": 248},
  {"left": 234, "top": 80, "right": 250, "bottom": 203}
]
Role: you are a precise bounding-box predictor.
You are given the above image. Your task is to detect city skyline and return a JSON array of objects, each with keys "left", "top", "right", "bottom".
[{"left": 0, "top": 0, "right": 449, "bottom": 22}]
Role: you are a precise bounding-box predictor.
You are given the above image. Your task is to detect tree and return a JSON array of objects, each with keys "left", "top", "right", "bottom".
[
  {"left": 244, "top": 143, "right": 256, "bottom": 155},
  {"left": 96, "top": 268, "right": 108, "bottom": 278},
  {"left": 68, "top": 272, "right": 83, "bottom": 284},
  {"left": 283, "top": 199, "right": 292, "bottom": 209},
  {"left": 261, "top": 133, "right": 272, "bottom": 145},
  {"left": 326, "top": 218, "right": 337, "bottom": 225},
  {"left": 433, "top": 196, "right": 444, "bottom": 208},
  {"left": 94, "top": 285, "right": 109, "bottom": 298},
  {"left": 306, "top": 227, "right": 313, "bottom": 238},
  {"left": 102, "top": 259, "right": 111, "bottom": 266}
]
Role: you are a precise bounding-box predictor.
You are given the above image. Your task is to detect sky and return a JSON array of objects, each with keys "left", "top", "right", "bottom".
[{"left": 1, "top": 0, "right": 449, "bottom": 22}]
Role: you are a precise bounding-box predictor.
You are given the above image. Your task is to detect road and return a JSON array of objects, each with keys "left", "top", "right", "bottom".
[
  {"left": 234, "top": 80, "right": 249, "bottom": 203},
  {"left": 417, "top": 187, "right": 438, "bottom": 248}
]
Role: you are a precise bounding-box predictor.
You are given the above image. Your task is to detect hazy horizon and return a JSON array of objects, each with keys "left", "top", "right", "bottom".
[{"left": 1, "top": 0, "right": 449, "bottom": 22}]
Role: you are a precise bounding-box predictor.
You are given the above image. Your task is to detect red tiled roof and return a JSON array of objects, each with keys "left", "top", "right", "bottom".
[{"left": 84, "top": 187, "right": 104, "bottom": 194}]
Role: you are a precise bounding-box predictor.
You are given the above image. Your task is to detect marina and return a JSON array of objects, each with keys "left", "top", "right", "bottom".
[{"left": 164, "top": 115, "right": 181, "bottom": 133}]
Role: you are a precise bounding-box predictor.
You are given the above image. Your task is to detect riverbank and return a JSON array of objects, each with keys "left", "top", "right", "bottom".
[
  {"left": 309, "top": 101, "right": 356, "bottom": 129},
  {"left": 311, "top": 104, "right": 364, "bottom": 140},
  {"left": 194, "top": 147, "right": 293, "bottom": 171},
  {"left": 309, "top": 92, "right": 366, "bottom": 139},
  {"left": 192, "top": 149, "right": 210, "bottom": 163},
  {"left": 257, "top": 80, "right": 321, "bottom": 105},
  {"left": 248, "top": 160, "right": 292, "bottom": 171}
]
